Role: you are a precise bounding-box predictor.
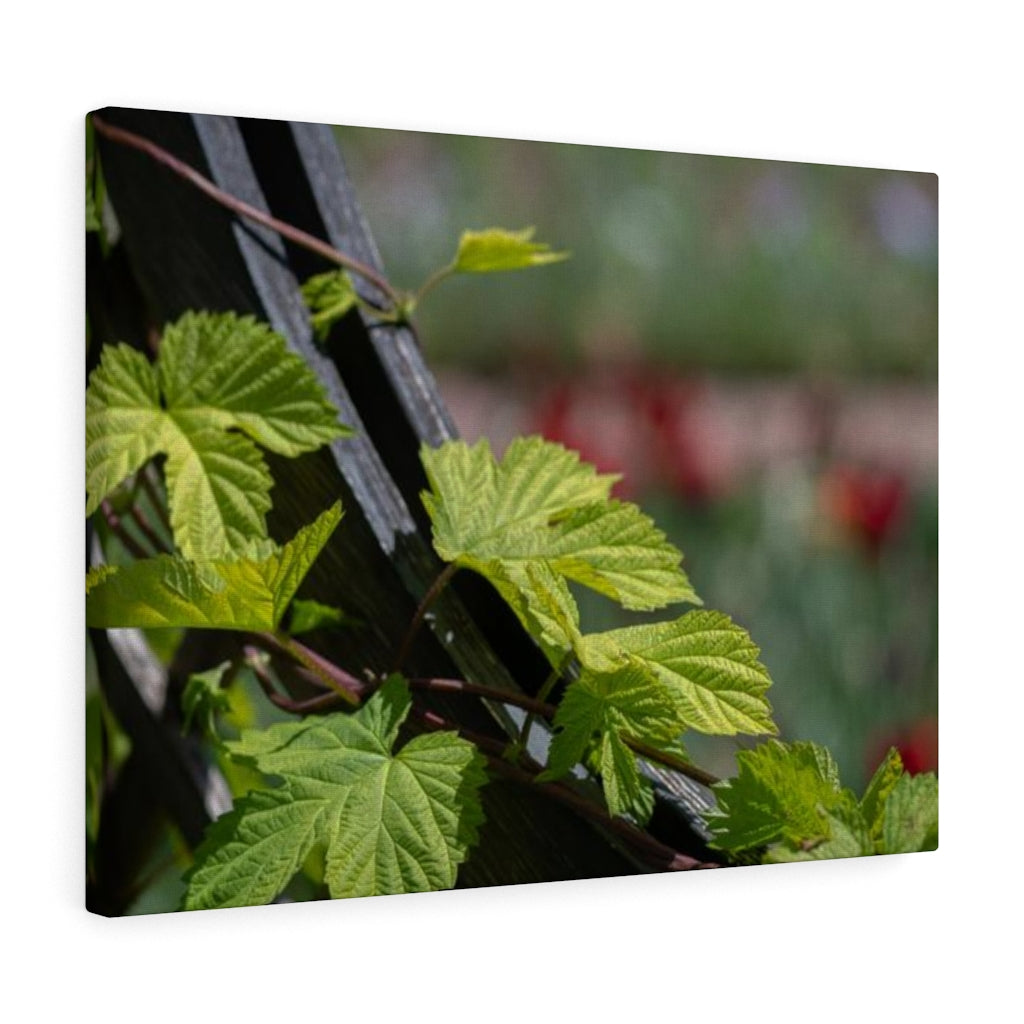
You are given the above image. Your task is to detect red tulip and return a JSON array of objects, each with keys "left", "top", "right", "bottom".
[
  {"left": 868, "top": 716, "right": 938, "bottom": 778},
  {"left": 821, "top": 464, "right": 908, "bottom": 556}
]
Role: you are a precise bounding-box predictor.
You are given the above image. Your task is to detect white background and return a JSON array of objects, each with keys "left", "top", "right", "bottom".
[{"left": 2, "top": 2, "right": 1018, "bottom": 1020}]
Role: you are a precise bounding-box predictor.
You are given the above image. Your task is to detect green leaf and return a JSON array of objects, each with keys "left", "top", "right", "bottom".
[
  {"left": 509, "top": 500, "right": 701, "bottom": 611},
  {"left": 451, "top": 227, "right": 569, "bottom": 274},
  {"left": 86, "top": 312, "right": 350, "bottom": 559},
  {"left": 704, "top": 740, "right": 844, "bottom": 853},
  {"left": 86, "top": 503, "right": 342, "bottom": 631},
  {"left": 85, "top": 564, "right": 118, "bottom": 594},
  {"left": 881, "top": 773, "right": 938, "bottom": 853},
  {"left": 182, "top": 661, "right": 233, "bottom": 742},
  {"left": 85, "top": 344, "right": 166, "bottom": 516},
  {"left": 301, "top": 269, "right": 359, "bottom": 341},
  {"left": 161, "top": 424, "right": 274, "bottom": 560},
  {"left": 484, "top": 562, "right": 582, "bottom": 667},
  {"left": 861, "top": 747, "right": 904, "bottom": 844},
  {"left": 421, "top": 437, "right": 698, "bottom": 661},
  {"left": 286, "top": 598, "right": 355, "bottom": 636},
  {"left": 598, "top": 731, "right": 656, "bottom": 824},
  {"left": 707, "top": 740, "right": 937, "bottom": 863},
  {"left": 765, "top": 793, "right": 873, "bottom": 862},
  {"left": 184, "top": 787, "right": 324, "bottom": 909},
  {"left": 422, "top": 436, "right": 619, "bottom": 561},
  {"left": 545, "top": 659, "right": 682, "bottom": 822},
  {"left": 183, "top": 676, "right": 488, "bottom": 908},
  {"left": 578, "top": 611, "right": 775, "bottom": 736}
]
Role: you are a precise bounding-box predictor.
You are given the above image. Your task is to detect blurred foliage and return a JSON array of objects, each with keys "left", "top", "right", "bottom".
[{"left": 337, "top": 126, "right": 936, "bottom": 376}]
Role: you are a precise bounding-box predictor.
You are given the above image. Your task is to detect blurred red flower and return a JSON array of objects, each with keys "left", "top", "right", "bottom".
[
  {"left": 820, "top": 464, "right": 908, "bottom": 556},
  {"left": 868, "top": 716, "right": 938, "bottom": 777},
  {"left": 632, "top": 375, "right": 720, "bottom": 504},
  {"left": 532, "top": 375, "right": 646, "bottom": 498}
]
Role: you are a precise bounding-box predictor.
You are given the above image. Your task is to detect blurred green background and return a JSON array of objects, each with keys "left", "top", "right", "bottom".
[
  {"left": 337, "top": 125, "right": 938, "bottom": 791},
  {"left": 338, "top": 127, "right": 937, "bottom": 376}
]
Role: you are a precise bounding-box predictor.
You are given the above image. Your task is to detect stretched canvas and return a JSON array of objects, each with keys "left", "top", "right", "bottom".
[{"left": 85, "top": 107, "right": 938, "bottom": 916}]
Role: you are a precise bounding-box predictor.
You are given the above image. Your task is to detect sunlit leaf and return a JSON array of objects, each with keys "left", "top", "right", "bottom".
[
  {"left": 182, "top": 662, "right": 233, "bottom": 742},
  {"left": 86, "top": 503, "right": 342, "bottom": 632},
  {"left": 545, "top": 659, "right": 682, "bottom": 823},
  {"left": 86, "top": 311, "right": 350, "bottom": 559},
  {"left": 881, "top": 772, "right": 938, "bottom": 854},
  {"left": 452, "top": 227, "right": 568, "bottom": 274},
  {"left": 578, "top": 611, "right": 775, "bottom": 736},
  {"left": 287, "top": 599, "right": 354, "bottom": 636},
  {"left": 861, "top": 747, "right": 904, "bottom": 844},
  {"left": 420, "top": 437, "right": 697, "bottom": 664},
  {"left": 183, "top": 676, "right": 488, "bottom": 907},
  {"left": 301, "top": 269, "right": 360, "bottom": 340},
  {"left": 705, "top": 739, "right": 936, "bottom": 862},
  {"left": 765, "top": 793, "right": 873, "bottom": 862},
  {"left": 704, "top": 740, "right": 843, "bottom": 853}
]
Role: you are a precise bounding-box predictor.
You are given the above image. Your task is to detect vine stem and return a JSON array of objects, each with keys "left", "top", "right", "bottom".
[
  {"left": 408, "top": 677, "right": 556, "bottom": 718},
  {"left": 244, "top": 646, "right": 343, "bottom": 715},
  {"left": 411, "top": 263, "right": 455, "bottom": 310},
  {"left": 623, "top": 737, "right": 721, "bottom": 788},
  {"left": 138, "top": 465, "right": 172, "bottom": 536},
  {"left": 99, "top": 499, "right": 150, "bottom": 560},
  {"left": 129, "top": 504, "right": 169, "bottom": 555},
  {"left": 516, "top": 658, "right": 566, "bottom": 752},
  {"left": 255, "top": 631, "right": 366, "bottom": 705},
  {"left": 244, "top": 645, "right": 559, "bottom": 721},
  {"left": 392, "top": 562, "right": 459, "bottom": 671},
  {"left": 412, "top": 707, "right": 717, "bottom": 872},
  {"left": 90, "top": 114, "right": 404, "bottom": 311}
]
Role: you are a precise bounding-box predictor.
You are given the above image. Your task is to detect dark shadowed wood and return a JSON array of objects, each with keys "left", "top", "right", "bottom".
[{"left": 86, "top": 626, "right": 233, "bottom": 915}]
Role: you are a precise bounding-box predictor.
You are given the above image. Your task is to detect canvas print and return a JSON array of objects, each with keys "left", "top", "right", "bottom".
[{"left": 85, "top": 108, "right": 938, "bottom": 915}]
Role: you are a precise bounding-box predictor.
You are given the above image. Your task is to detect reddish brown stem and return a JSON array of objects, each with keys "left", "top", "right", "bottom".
[
  {"left": 138, "top": 465, "right": 172, "bottom": 535},
  {"left": 254, "top": 631, "right": 366, "bottom": 705},
  {"left": 623, "top": 736, "right": 721, "bottom": 788},
  {"left": 99, "top": 499, "right": 149, "bottom": 560},
  {"left": 241, "top": 656, "right": 559, "bottom": 721},
  {"left": 244, "top": 647, "right": 342, "bottom": 714},
  {"left": 411, "top": 708, "right": 718, "bottom": 873},
  {"left": 91, "top": 114, "right": 402, "bottom": 309},
  {"left": 407, "top": 676, "right": 557, "bottom": 719},
  {"left": 129, "top": 504, "right": 169, "bottom": 555},
  {"left": 393, "top": 562, "right": 459, "bottom": 671}
]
